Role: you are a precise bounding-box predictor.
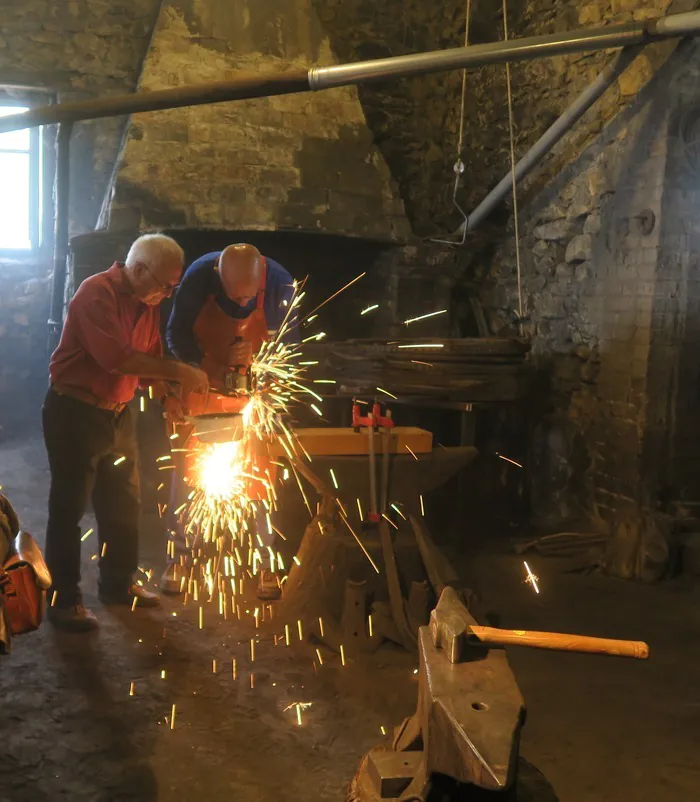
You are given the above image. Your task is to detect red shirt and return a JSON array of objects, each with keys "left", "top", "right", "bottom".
[{"left": 50, "top": 263, "right": 161, "bottom": 404}]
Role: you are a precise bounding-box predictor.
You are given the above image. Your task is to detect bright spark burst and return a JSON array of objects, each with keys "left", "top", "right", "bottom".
[
  {"left": 523, "top": 561, "right": 540, "bottom": 594},
  {"left": 361, "top": 304, "right": 379, "bottom": 315},
  {"left": 161, "top": 277, "right": 382, "bottom": 635}
]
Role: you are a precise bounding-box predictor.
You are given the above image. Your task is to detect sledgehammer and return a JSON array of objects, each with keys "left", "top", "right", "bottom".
[
  {"left": 465, "top": 625, "right": 649, "bottom": 659},
  {"left": 430, "top": 587, "right": 649, "bottom": 662}
]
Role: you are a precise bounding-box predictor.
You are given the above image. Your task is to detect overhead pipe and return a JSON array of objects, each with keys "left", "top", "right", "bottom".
[
  {"left": 47, "top": 122, "right": 73, "bottom": 351},
  {"left": 1, "top": 11, "right": 700, "bottom": 134},
  {"left": 461, "top": 46, "right": 643, "bottom": 235}
]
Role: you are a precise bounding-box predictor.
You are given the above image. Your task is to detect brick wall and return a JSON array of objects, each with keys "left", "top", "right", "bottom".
[{"left": 102, "top": 0, "right": 410, "bottom": 242}]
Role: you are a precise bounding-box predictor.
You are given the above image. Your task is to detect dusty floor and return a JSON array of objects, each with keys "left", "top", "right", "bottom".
[{"left": 1, "top": 431, "right": 699, "bottom": 801}]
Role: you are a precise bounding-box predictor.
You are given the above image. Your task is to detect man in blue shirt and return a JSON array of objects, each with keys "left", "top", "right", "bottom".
[
  {"left": 167, "top": 244, "right": 295, "bottom": 375},
  {"left": 163, "top": 243, "right": 295, "bottom": 600}
]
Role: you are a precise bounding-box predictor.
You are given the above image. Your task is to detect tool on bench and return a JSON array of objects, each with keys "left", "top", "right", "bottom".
[
  {"left": 353, "top": 398, "right": 415, "bottom": 648},
  {"left": 352, "top": 399, "right": 394, "bottom": 525}
]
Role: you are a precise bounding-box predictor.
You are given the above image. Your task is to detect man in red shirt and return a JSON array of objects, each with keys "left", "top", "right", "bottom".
[{"left": 44, "top": 233, "right": 209, "bottom": 631}]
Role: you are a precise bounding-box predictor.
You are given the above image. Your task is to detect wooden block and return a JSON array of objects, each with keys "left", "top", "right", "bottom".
[{"left": 273, "top": 427, "right": 433, "bottom": 457}]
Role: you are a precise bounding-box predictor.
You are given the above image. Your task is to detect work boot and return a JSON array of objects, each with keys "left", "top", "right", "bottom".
[
  {"left": 160, "top": 563, "right": 182, "bottom": 595},
  {"left": 47, "top": 604, "right": 99, "bottom": 632},
  {"left": 99, "top": 583, "right": 161, "bottom": 608},
  {"left": 257, "top": 569, "right": 281, "bottom": 601}
]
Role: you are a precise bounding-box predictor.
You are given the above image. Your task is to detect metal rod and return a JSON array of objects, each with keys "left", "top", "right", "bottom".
[
  {"left": 309, "top": 22, "right": 644, "bottom": 89},
  {"left": 462, "top": 46, "right": 643, "bottom": 234},
  {"left": 1, "top": 11, "right": 700, "bottom": 134},
  {"left": 48, "top": 122, "right": 73, "bottom": 346},
  {"left": 0, "top": 72, "right": 310, "bottom": 133}
]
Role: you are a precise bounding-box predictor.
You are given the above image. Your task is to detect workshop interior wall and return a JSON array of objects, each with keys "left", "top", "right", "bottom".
[{"left": 101, "top": 0, "right": 410, "bottom": 242}]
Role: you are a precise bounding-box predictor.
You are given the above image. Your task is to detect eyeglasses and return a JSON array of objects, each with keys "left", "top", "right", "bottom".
[{"left": 141, "top": 262, "right": 180, "bottom": 294}]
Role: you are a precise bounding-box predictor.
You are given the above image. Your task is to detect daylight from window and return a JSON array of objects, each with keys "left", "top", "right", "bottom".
[{"left": 0, "top": 106, "right": 32, "bottom": 250}]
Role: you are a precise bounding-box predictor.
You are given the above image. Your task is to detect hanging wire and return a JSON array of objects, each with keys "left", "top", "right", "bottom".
[
  {"left": 502, "top": 0, "right": 525, "bottom": 334},
  {"left": 430, "top": 0, "right": 472, "bottom": 246}
]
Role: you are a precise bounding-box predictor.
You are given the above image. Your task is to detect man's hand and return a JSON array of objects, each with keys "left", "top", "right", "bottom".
[
  {"left": 162, "top": 395, "right": 186, "bottom": 423},
  {"left": 227, "top": 339, "right": 253, "bottom": 367},
  {"left": 175, "top": 363, "right": 210, "bottom": 396}
]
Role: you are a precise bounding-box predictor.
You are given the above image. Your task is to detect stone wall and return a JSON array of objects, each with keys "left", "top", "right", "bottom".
[
  {"left": 468, "top": 43, "right": 700, "bottom": 527},
  {"left": 102, "top": 0, "right": 410, "bottom": 241},
  {"left": 314, "top": 0, "right": 687, "bottom": 235},
  {"left": 0, "top": 0, "right": 160, "bottom": 424}
]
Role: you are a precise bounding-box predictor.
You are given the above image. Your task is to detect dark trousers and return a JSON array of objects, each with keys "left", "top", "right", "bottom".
[{"left": 43, "top": 388, "right": 140, "bottom": 606}]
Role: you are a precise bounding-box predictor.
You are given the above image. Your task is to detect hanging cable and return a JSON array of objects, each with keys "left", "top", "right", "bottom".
[
  {"left": 430, "top": 0, "right": 472, "bottom": 246},
  {"left": 502, "top": 0, "right": 524, "bottom": 334}
]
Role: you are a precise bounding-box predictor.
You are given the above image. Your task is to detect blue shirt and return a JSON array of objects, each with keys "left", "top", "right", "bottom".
[{"left": 166, "top": 252, "right": 296, "bottom": 365}]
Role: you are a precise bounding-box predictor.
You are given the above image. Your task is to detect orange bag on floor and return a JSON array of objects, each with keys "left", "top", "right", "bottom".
[{"left": 0, "top": 532, "right": 51, "bottom": 636}]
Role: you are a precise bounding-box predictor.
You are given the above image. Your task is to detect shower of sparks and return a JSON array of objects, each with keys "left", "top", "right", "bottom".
[
  {"left": 161, "top": 670, "right": 166, "bottom": 680},
  {"left": 101, "top": 542, "right": 108, "bottom": 557},
  {"left": 131, "top": 596, "right": 138, "bottom": 611},
  {"left": 397, "top": 343, "right": 444, "bottom": 349},
  {"left": 340, "top": 645, "right": 346, "bottom": 667},
  {"left": 403, "top": 309, "right": 447, "bottom": 325},
  {"left": 140, "top": 396, "right": 146, "bottom": 413},
  {"left": 170, "top": 433, "right": 179, "bottom": 440},
  {"left": 329, "top": 468, "right": 339, "bottom": 489},
  {"left": 315, "top": 648, "right": 324, "bottom": 665},
  {"left": 419, "top": 495, "right": 425, "bottom": 516},
  {"left": 297, "top": 619, "right": 304, "bottom": 641},
  {"left": 212, "top": 659, "right": 217, "bottom": 674},
  {"left": 361, "top": 304, "right": 379, "bottom": 315},
  {"left": 250, "top": 639, "right": 255, "bottom": 662},
  {"left": 376, "top": 386, "right": 397, "bottom": 400},
  {"left": 232, "top": 659, "right": 237, "bottom": 680},
  {"left": 310, "top": 403, "right": 323, "bottom": 416},
  {"left": 523, "top": 561, "right": 540, "bottom": 594},
  {"left": 113, "top": 456, "right": 126, "bottom": 466},
  {"left": 80, "top": 528, "right": 94, "bottom": 542},
  {"left": 391, "top": 503, "right": 407, "bottom": 521},
  {"left": 368, "top": 614, "right": 373, "bottom": 637},
  {"left": 170, "top": 704, "right": 177, "bottom": 730},
  {"left": 129, "top": 682, "right": 135, "bottom": 697},
  {"left": 405, "top": 445, "right": 418, "bottom": 460},
  {"left": 356, "top": 497, "right": 364, "bottom": 521},
  {"left": 318, "top": 617, "right": 324, "bottom": 637},
  {"left": 158, "top": 483, "right": 165, "bottom": 491},
  {"left": 410, "top": 360, "right": 434, "bottom": 367},
  {"left": 148, "top": 386, "right": 154, "bottom": 400},
  {"left": 497, "top": 452, "right": 523, "bottom": 468},
  {"left": 380, "top": 726, "right": 387, "bottom": 735}
]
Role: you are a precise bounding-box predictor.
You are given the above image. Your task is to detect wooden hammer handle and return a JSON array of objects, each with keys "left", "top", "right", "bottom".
[{"left": 469, "top": 626, "right": 649, "bottom": 660}]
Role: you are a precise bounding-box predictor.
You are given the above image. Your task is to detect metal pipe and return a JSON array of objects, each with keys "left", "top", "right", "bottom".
[
  {"left": 2, "top": 11, "right": 700, "bottom": 134},
  {"left": 0, "top": 72, "right": 310, "bottom": 133},
  {"left": 462, "top": 46, "right": 642, "bottom": 234},
  {"left": 48, "top": 122, "right": 73, "bottom": 347},
  {"left": 309, "top": 22, "right": 644, "bottom": 89}
]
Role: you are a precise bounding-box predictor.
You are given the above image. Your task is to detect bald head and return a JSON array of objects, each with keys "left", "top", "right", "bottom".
[{"left": 217, "top": 244, "right": 263, "bottom": 305}]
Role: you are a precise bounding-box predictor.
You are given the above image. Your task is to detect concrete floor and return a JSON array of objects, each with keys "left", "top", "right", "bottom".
[{"left": 1, "top": 432, "right": 699, "bottom": 801}]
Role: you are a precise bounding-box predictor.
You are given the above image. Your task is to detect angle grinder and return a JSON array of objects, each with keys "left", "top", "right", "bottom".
[{"left": 186, "top": 338, "right": 253, "bottom": 444}]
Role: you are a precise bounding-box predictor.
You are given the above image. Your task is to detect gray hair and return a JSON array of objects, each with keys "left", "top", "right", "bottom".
[{"left": 125, "top": 233, "right": 185, "bottom": 270}]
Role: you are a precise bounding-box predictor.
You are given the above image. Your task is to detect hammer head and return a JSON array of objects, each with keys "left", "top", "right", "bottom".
[{"left": 429, "top": 586, "right": 478, "bottom": 663}]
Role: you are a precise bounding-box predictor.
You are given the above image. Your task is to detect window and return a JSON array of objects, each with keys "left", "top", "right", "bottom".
[{"left": 0, "top": 105, "right": 42, "bottom": 252}]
